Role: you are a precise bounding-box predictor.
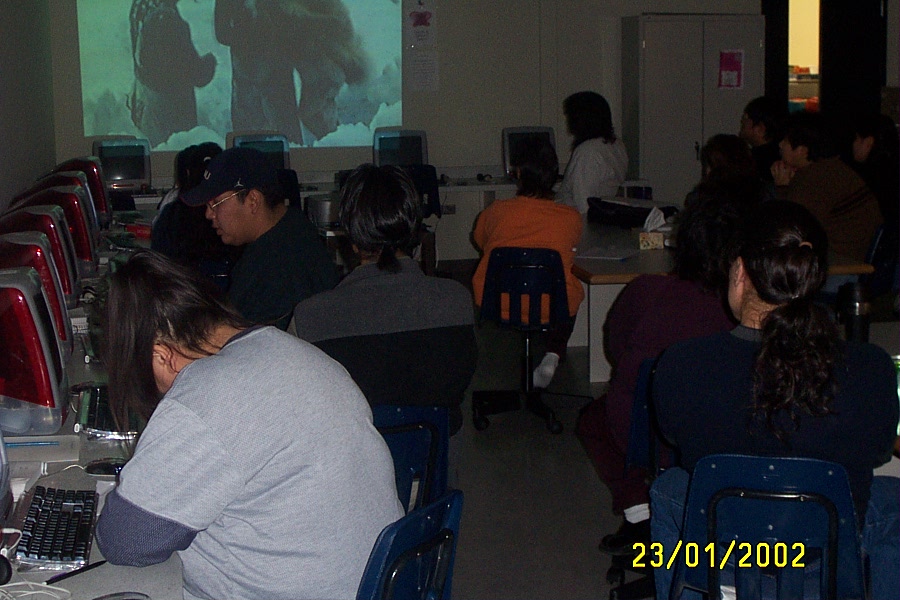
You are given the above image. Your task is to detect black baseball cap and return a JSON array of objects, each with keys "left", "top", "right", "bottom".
[{"left": 181, "top": 147, "right": 277, "bottom": 206}]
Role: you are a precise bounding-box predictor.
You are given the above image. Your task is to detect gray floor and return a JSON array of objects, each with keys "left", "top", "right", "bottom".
[
  {"left": 450, "top": 322, "right": 620, "bottom": 600},
  {"left": 440, "top": 261, "right": 899, "bottom": 600}
]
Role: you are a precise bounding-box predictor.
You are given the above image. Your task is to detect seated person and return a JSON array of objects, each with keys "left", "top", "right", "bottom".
[
  {"left": 576, "top": 195, "right": 740, "bottom": 553},
  {"left": 556, "top": 91, "right": 628, "bottom": 214},
  {"left": 772, "top": 111, "right": 882, "bottom": 262},
  {"left": 738, "top": 96, "right": 787, "bottom": 183},
  {"left": 152, "top": 142, "right": 239, "bottom": 286},
  {"left": 472, "top": 136, "right": 583, "bottom": 389},
  {"left": 846, "top": 111, "right": 899, "bottom": 293},
  {"left": 650, "top": 201, "right": 899, "bottom": 600},
  {"left": 95, "top": 251, "right": 403, "bottom": 600},
  {"left": 291, "top": 164, "right": 477, "bottom": 435},
  {"left": 182, "top": 147, "right": 339, "bottom": 329},
  {"left": 684, "top": 134, "right": 772, "bottom": 210}
]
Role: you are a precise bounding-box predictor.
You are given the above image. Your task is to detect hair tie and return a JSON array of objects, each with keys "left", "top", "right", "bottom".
[{"left": 798, "top": 241, "right": 812, "bottom": 249}]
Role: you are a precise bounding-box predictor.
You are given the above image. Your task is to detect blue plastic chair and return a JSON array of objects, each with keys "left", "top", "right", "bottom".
[
  {"left": 356, "top": 490, "right": 464, "bottom": 600},
  {"left": 373, "top": 405, "right": 450, "bottom": 512},
  {"left": 472, "top": 247, "right": 572, "bottom": 433},
  {"left": 673, "top": 454, "right": 865, "bottom": 600}
]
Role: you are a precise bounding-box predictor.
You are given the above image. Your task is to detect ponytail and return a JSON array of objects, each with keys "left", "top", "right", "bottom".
[{"left": 734, "top": 201, "right": 840, "bottom": 442}]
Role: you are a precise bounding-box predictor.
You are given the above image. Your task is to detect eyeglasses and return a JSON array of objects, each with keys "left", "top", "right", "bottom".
[{"left": 207, "top": 189, "right": 243, "bottom": 212}]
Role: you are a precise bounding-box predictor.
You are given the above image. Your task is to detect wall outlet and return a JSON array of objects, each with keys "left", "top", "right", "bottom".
[{"left": 442, "top": 203, "right": 456, "bottom": 215}]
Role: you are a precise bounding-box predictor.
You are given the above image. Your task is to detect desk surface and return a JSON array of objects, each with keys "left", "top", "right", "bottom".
[{"left": 573, "top": 224, "right": 875, "bottom": 286}]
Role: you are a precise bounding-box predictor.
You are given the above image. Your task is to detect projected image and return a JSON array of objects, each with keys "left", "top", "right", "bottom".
[{"left": 78, "top": 0, "right": 401, "bottom": 150}]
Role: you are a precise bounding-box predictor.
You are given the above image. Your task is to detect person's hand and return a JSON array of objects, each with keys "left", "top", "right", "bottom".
[{"left": 770, "top": 160, "right": 796, "bottom": 186}]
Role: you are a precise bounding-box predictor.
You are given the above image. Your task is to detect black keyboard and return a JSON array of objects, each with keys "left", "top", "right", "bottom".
[{"left": 14, "top": 486, "right": 97, "bottom": 570}]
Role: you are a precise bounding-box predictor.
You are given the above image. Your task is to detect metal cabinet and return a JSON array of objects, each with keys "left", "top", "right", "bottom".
[{"left": 622, "top": 14, "right": 765, "bottom": 206}]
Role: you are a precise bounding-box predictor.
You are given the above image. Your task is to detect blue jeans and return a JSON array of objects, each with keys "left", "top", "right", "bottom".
[{"left": 650, "top": 468, "right": 900, "bottom": 600}]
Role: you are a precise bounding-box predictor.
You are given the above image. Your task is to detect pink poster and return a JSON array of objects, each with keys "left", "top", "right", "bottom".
[{"left": 719, "top": 50, "right": 744, "bottom": 89}]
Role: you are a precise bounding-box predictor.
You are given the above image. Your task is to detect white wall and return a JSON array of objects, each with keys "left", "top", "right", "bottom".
[
  {"left": 2, "top": 1, "right": 893, "bottom": 211},
  {"left": 0, "top": 3, "right": 56, "bottom": 212}
]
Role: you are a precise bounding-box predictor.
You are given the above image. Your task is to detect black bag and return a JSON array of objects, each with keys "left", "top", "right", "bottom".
[{"left": 586, "top": 197, "right": 678, "bottom": 228}]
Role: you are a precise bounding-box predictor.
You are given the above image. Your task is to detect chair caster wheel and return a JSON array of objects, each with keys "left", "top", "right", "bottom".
[
  {"left": 473, "top": 415, "right": 490, "bottom": 431},
  {"left": 606, "top": 566, "right": 625, "bottom": 586},
  {"left": 547, "top": 419, "right": 563, "bottom": 434}
]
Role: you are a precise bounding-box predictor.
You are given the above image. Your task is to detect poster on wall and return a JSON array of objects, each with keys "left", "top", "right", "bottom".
[{"left": 718, "top": 50, "right": 744, "bottom": 89}]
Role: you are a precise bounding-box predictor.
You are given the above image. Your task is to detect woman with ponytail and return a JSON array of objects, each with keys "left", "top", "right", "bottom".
[
  {"left": 291, "top": 164, "right": 477, "bottom": 435},
  {"left": 649, "top": 200, "right": 899, "bottom": 599}
]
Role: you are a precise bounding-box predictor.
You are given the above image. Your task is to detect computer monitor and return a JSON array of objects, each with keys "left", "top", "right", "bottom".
[
  {"left": 0, "top": 267, "right": 68, "bottom": 436},
  {"left": 0, "top": 206, "right": 81, "bottom": 307},
  {"left": 373, "top": 129, "right": 428, "bottom": 167},
  {"left": 230, "top": 132, "right": 291, "bottom": 171},
  {"left": 14, "top": 171, "right": 102, "bottom": 248},
  {"left": 52, "top": 157, "right": 111, "bottom": 228},
  {"left": 91, "top": 138, "right": 152, "bottom": 193},
  {"left": 9, "top": 187, "right": 99, "bottom": 278},
  {"left": 501, "top": 126, "right": 556, "bottom": 179},
  {"left": 0, "top": 233, "right": 74, "bottom": 360}
]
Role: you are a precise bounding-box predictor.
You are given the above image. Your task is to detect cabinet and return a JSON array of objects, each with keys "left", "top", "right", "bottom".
[{"left": 622, "top": 14, "right": 765, "bottom": 206}]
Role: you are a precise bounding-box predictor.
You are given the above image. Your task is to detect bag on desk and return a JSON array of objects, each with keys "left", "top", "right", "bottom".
[{"left": 586, "top": 197, "right": 677, "bottom": 228}]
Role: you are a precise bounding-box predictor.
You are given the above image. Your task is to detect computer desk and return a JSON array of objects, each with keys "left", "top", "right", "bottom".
[
  {"left": 4, "top": 267, "right": 186, "bottom": 599},
  {"left": 571, "top": 223, "right": 876, "bottom": 383}
]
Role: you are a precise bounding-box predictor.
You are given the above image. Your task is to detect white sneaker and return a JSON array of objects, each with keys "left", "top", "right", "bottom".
[{"left": 532, "top": 352, "right": 560, "bottom": 388}]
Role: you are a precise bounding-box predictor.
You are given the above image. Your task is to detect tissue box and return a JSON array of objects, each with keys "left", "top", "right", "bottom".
[{"left": 639, "top": 231, "right": 665, "bottom": 250}]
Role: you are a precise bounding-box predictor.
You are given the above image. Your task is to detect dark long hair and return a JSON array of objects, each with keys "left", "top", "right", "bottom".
[
  {"left": 105, "top": 251, "right": 249, "bottom": 430},
  {"left": 339, "top": 164, "right": 422, "bottom": 273},
  {"left": 674, "top": 195, "right": 745, "bottom": 294},
  {"left": 563, "top": 91, "right": 616, "bottom": 150},
  {"left": 732, "top": 201, "right": 840, "bottom": 441}
]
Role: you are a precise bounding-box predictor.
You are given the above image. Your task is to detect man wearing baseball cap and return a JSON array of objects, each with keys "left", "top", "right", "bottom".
[{"left": 183, "top": 147, "right": 338, "bottom": 329}]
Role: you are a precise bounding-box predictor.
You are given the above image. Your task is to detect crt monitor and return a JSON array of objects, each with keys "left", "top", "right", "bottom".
[
  {"left": 230, "top": 132, "right": 291, "bottom": 171},
  {"left": 0, "top": 233, "right": 74, "bottom": 360},
  {"left": 14, "top": 171, "right": 102, "bottom": 249},
  {"left": 373, "top": 129, "right": 428, "bottom": 167},
  {"left": 0, "top": 267, "right": 68, "bottom": 436},
  {"left": 0, "top": 206, "right": 81, "bottom": 308},
  {"left": 52, "top": 157, "right": 111, "bottom": 228},
  {"left": 10, "top": 187, "right": 99, "bottom": 278},
  {"left": 501, "top": 126, "right": 556, "bottom": 179},
  {"left": 91, "top": 138, "right": 152, "bottom": 192}
]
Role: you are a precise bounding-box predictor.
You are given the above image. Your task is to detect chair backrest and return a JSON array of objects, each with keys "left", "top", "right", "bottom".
[
  {"left": 675, "top": 454, "right": 864, "bottom": 600},
  {"left": 373, "top": 405, "right": 450, "bottom": 512},
  {"left": 480, "top": 247, "right": 570, "bottom": 330},
  {"left": 861, "top": 224, "right": 899, "bottom": 297},
  {"left": 357, "top": 490, "right": 464, "bottom": 600},
  {"left": 625, "top": 356, "right": 661, "bottom": 475}
]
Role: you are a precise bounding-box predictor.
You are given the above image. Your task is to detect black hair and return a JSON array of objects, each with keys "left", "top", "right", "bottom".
[
  {"left": 512, "top": 137, "right": 559, "bottom": 199},
  {"left": 105, "top": 251, "right": 250, "bottom": 430},
  {"left": 850, "top": 112, "right": 900, "bottom": 165},
  {"left": 782, "top": 111, "right": 837, "bottom": 162},
  {"left": 563, "top": 91, "right": 616, "bottom": 150},
  {"left": 673, "top": 195, "right": 745, "bottom": 293},
  {"left": 338, "top": 164, "right": 422, "bottom": 273},
  {"left": 731, "top": 200, "right": 839, "bottom": 442},
  {"left": 701, "top": 134, "right": 757, "bottom": 181},
  {"left": 743, "top": 96, "right": 788, "bottom": 142}
]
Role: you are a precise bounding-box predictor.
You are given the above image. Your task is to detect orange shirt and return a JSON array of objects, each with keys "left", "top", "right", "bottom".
[{"left": 472, "top": 196, "right": 584, "bottom": 319}]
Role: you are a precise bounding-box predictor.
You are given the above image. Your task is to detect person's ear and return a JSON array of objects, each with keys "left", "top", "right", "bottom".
[{"left": 152, "top": 343, "right": 178, "bottom": 375}]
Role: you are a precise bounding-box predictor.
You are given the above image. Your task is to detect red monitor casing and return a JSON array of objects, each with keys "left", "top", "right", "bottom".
[
  {"left": 0, "top": 206, "right": 81, "bottom": 306},
  {"left": 8, "top": 186, "right": 98, "bottom": 277},
  {"left": 52, "top": 158, "right": 110, "bottom": 228},
  {"left": 0, "top": 233, "right": 74, "bottom": 359},
  {"left": 0, "top": 267, "right": 67, "bottom": 435}
]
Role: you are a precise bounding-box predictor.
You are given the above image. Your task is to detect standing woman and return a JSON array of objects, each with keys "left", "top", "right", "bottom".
[
  {"left": 650, "top": 201, "right": 899, "bottom": 599},
  {"left": 556, "top": 91, "right": 628, "bottom": 214}
]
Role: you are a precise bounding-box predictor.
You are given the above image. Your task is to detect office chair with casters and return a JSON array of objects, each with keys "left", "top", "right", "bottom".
[
  {"left": 373, "top": 405, "right": 450, "bottom": 512},
  {"left": 356, "top": 489, "right": 464, "bottom": 600},
  {"left": 671, "top": 454, "right": 865, "bottom": 600},
  {"left": 472, "top": 247, "right": 572, "bottom": 434},
  {"left": 606, "top": 357, "right": 666, "bottom": 600}
]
